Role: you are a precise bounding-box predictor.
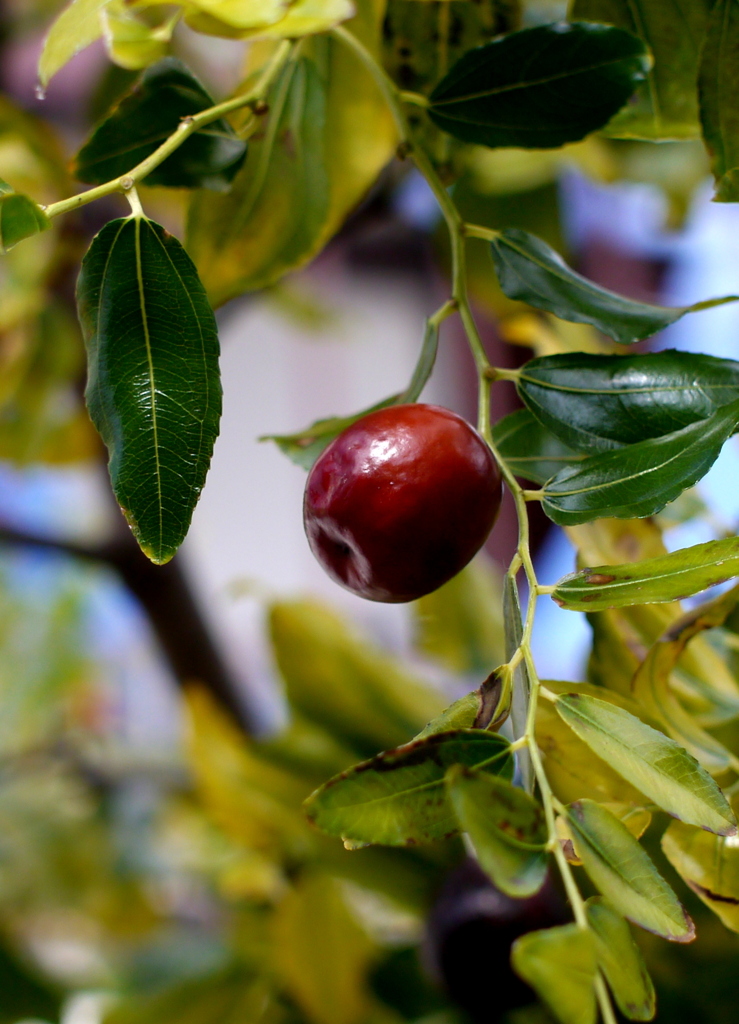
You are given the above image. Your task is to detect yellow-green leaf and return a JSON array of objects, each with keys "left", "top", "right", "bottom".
[
  {"left": 413, "top": 555, "right": 505, "bottom": 675},
  {"left": 537, "top": 689, "right": 645, "bottom": 806},
  {"left": 511, "top": 924, "right": 597, "bottom": 1024},
  {"left": 303, "top": 730, "right": 512, "bottom": 847},
  {"left": 585, "top": 897, "right": 656, "bottom": 1021},
  {"left": 39, "top": 0, "right": 111, "bottom": 88},
  {"left": 0, "top": 180, "right": 50, "bottom": 254},
  {"left": 566, "top": 799, "right": 694, "bottom": 941},
  {"left": 446, "top": 766, "right": 548, "bottom": 897},
  {"left": 552, "top": 537, "right": 739, "bottom": 611},
  {"left": 554, "top": 692, "right": 735, "bottom": 834},
  {"left": 631, "top": 585, "right": 739, "bottom": 772},
  {"left": 662, "top": 816, "right": 739, "bottom": 933},
  {"left": 269, "top": 598, "right": 445, "bottom": 758},
  {"left": 101, "top": 2, "right": 177, "bottom": 70},
  {"left": 187, "top": 1, "right": 395, "bottom": 306},
  {"left": 272, "top": 872, "right": 373, "bottom": 1024}
]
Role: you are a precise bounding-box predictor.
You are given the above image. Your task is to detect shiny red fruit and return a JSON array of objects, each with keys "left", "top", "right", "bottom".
[{"left": 303, "top": 403, "right": 502, "bottom": 603}]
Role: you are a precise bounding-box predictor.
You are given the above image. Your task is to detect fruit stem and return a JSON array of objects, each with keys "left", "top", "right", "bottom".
[
  {"left": 463, "top": 223, "right": 503, "bottom": 242},
  {"left": 44, "top": 40, "right": 294, "bottom": 220},
  {"left": 399, "top": 90, "right": 430, "bottom": 108}
]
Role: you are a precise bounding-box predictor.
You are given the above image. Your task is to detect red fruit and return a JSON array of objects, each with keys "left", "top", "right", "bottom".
[{"left": 303, "top": 403, "right": 502, "bottom": 603}]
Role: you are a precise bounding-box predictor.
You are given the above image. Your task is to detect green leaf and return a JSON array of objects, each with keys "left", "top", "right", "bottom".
[
  {"left": 269, "top": 599, "right": 446, "bottom": 759},
  {"left": 572, "top": 0, "right": 710, "bottom": 140},
  {"left": 518, "top": 351, "right": 739, "bottom": 454},
  {"left": 662, "top": 815, "right": 739, "bottom": 933},
  {"left": 699, "top": 0, "right": 739, "bottom": 201},
  {"left": 490, "top": 230, "right": 737, "bottom": 344},
  {"left": 412, "top": 555, "right": 505, "bottom": 676},
  {"left": 585, "top": 897, "right": 656, "bottom": 1021},
  {"left": 38, "top": 0, "right": 110, "bottom": 89},
  {"left": 565, "top": 799, "right": 694, "bottom": 940},
  {"left": 511, "top": 924, "right": 597, "bottom": 1024},
  {"left": 446, "top": 766, "right": 548, "bottom": 897},
  {"left": 0, "top": 179, "right": 50, "bottom": 253},
  {"left": 263, "top": 306, "right": 440, "bottom": 470},
  {"left": 101, "top": 2, "right": 177, "bottom": 71},
  {"left": 73, "top": 59, "right": 246, "bottom": 190},
  {"left": 189, "top": 11, "right": 396, "bottom": 307},
  {"left": 554, "top": 692, "right": 736, "bottom": 834},
  {"left": 552, "top": 536, "right": 739, "bottom": 610},
  {"left": 504, "top": 574, "right": 533, "bottom": 793},
  {"left": 76, "top": 216, "right": 221, "bottom": 565},
  {"left": 492, "top": 408, "right": 584, "bottom": 485},
  {"left": 541, "top": 399, "right": 739, "bottom": 525},
  {"left": 428, "top": 22, "right": 649, "bottom": 150},
  {"left": 303, "top": 730, "right": 512, "bottom": 847}
]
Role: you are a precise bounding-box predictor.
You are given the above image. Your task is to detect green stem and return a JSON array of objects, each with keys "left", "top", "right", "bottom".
[{"left": 43, "top": 40, "right": 294, "bottom": 220}]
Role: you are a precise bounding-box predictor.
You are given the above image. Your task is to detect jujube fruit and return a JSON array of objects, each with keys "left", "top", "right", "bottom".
[{"left": 303, "top": 403, "right": 502, "bottom": 602}]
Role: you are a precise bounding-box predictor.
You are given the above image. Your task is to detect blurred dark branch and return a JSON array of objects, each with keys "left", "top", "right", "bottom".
[{"left": 0, "top": 522, "right": 256, "bottom": 734}]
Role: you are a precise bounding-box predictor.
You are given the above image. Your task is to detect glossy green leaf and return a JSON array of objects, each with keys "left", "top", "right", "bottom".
[
  {"left": 541, "top": 399, "right": 739, "bottom": 525},
  {"left": 504, "top": 574, "right": 533, "bottom": 793},
  {"left": 189, "top": 8, "right": 396, "bottom": 307},
  {"left": 303, "top": 730, "right": 512, "bottom": 847},
  {"left": 263, "top": 307, "right": 440, "bottom": 470},
  {"left": 566, "top": 799, "right": 694, "bottom": 940},
  {"left": 518, "top": 351, "right": 739, "bottom": 454},
  {"left": 76, "top": 216, "right": 221, "bottom": 564},
  {"left": 572, "top": 0, "right": 710, "bottom": 139},
  {"left": 447, "top": 766, "right": 548, "bottom": 896},
  {"left": 38, "top": 0, "right": 109, "bottom": 89},
  {"left": 492, "top": 408, "right": 583, "bottom": 484},
  {"left": 0, "top": 181, "right": 50, "bottom": 254},
  {"left": 511, "top": 924, "right": 597, "bottom": 1024},
  {"left": 428, "top": 22, "right": 649, "bottom": 150},
  {"left": 269, "top": 598, "right": 446, "bottom": 759},
  {"left": 413, "top": 555, "right": 505, "bottom": 676},
  {"left": 555, "top": 692, "right": 735, "bottom": 833},
  {"left": 553, "top": 536, "right": 739, "bottom": 611},
  {"left": 73, "top": 59, "right": 246, "bottom": 189},
  {"left": 585, "top": 897, "right": 656, "bottom": 1021},
  {"left": 662, "top": 815, "right": 739, "bottom": 933},
  {"left": 699, "top": 0, "right": 739, "bottom": 201},
  {"left": 490, "top": 230, "right": 737, "bottom": 344}
]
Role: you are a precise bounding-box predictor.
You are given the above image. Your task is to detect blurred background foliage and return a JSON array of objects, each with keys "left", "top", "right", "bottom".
[{"left": 0, "top": 0, "right": 738, "bottom": 1022}]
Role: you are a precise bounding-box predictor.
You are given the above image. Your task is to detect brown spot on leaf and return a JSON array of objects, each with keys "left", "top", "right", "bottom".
[{"left": 585, "top": 573, "right": 617, "bottom": 585}]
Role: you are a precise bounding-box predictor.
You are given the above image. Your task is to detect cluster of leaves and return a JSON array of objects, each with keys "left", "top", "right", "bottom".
[{"left": 8, "top": 0, "right": 739, "bottom": 1021}]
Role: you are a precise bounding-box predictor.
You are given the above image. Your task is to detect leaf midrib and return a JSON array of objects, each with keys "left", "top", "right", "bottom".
[
  {"left": 134, "top": 216, "right": 163, "bottom": 555},
  {"left": 432, "top": 53, "right": 642, "bottom": 108}
]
